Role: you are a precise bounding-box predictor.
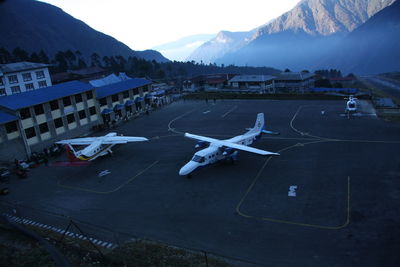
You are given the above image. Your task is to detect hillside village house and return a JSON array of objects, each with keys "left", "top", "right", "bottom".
[
  {"left": 0, "top": 62, "right": 52, "bottom": 96},
  {"left": 228, "top": 75, "right": 276, "bottom": 93},
  {"left": 184, "top": 72, "right": 314, "bottom": 93},
  {"left": 273, "top": 72, "right": 315, "bottom": 93},
  {"left": 183, "top": 74, "right": 236, "bottom": 91}
]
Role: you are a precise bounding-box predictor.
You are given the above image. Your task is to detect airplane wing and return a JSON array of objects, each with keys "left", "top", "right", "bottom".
[
  {"left": 101, "top": 136, "right": 148, "bottom": 144},
  {"left": 184, "top": 133, "right": 279, "bottom": 156},
  {"left": 56, "top": 136, "right": 148, "bottom": 145},
  {"left": 56, "top": 138, "right": 97, "bottom": 145}
]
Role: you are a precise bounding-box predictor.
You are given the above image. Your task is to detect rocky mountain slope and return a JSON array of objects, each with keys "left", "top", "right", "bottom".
[
  {"left": 319, "top": 0, "right": 400, "bottom": 74},
  {"left": 189, "top": 0, "right": 396, "bottom": 72},
  {"left": 0, "top": 0, "right": 168, "bottom": 62}
]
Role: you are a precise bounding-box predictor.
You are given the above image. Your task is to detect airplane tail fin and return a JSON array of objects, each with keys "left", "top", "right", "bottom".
[
  {"left": 65, "top": 144, "right": 80, "bottom": 162},
  {"left": 248, "top": 113, "right": 265, "bottom": 134}
]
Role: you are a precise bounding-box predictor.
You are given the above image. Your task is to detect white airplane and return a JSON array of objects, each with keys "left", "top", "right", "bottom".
[
  {"left": 345, "top": 95, "right": 358, "bottom": 115},
  {"left": 56, "top": 132, "right": 148, "bottom": 161},
  {"left": 179, "top": 113, "right": 279, "bottom": 177}
]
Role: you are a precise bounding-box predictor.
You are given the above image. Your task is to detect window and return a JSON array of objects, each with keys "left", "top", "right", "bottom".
[
  {"left": 86, "top": 91, "right": 93, "bottom": 100},
  {"left": 0, "top": 78, "right": 4, "bottom": 86},
  {"left": 54, "top": 118, "right": 63, "bottom": 128},
  {"left": 50, "top": 100, "right": 59, "bottom": 110},
  {"left": 38, "top": 80, "right": 47, "bottom": 88},
  {"left": 25, "top": 83, "right": 34, "bottom": 91},
  {"left": 89, "top": 106, "right": 96, "bottom": 115},
  {"left": 133, "top": 88, "right": 139, "bottom": 95},
  {"left": 63, "top": 97, "right": 71, "bottom": 106},
  {"left": 5, "top": 121, "right": 18, "bottom": 133},
  {"left": 11, "top": 86, "right": 21, "bottom": 94},
  {"left": 35, "top": 70, "right": 45, "bottom": 79},
  {"left": 19, "top": 108, "right": 31, "bottom": 119},
  {"left": 39, "top": 122, "right": 49, "bottom": 133},
  {"left": 75, "top": 94, "right": 83, "bottom": 103},
  {"left": 123, "top": 91, "right": 129, "bottom": 98},
  {"left": 25, "top": 127, "right": 36, "bottom": 139},
  {"left": 22, "top": 73, "right": 32, "bottom": 81},
  {"left": 78, "top": 110, "right": 86, "bottom": 120},
  {"left": 0, "top": 89, "right": 5, "bottom": 96},
  {"left": 111, "top": 94, "right": 119, "bottom": 102},
  {"left": 192, "top": 155, "right": 205, "bottom": 163},
  {"left": 99, "top": 98, "right": 107, "bottom": 106},
  {"left": 8, "top": 75, "right": 18, "bottom": 84},
  {"left": 34, "top": 104, "right": 44, "bottom": 115},
  {"left": 66, "top": 114, "right": 75, "bottom": 123}
]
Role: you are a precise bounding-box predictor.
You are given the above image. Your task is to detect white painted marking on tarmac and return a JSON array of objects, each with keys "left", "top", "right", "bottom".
[
  {"left": 98, "top": 170, "right": 111, "bottom": 177},
  {"left": 203, "top": 110, "right": 211, "bottom": 114},
  {"left": 288, "top": 185, "right": 297, "bottom": 197},
  {"left": 221, "top": 105, "right": 238, "bottom": 118}
]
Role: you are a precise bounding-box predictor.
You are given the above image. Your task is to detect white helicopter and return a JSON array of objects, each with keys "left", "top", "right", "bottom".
[
  {"left": 56, "top": 132, "right": 148, "bottom": 161},
  {"left": 345, "top": 95, "right": 358, "bottom": 116},
  {"left": 179, "top": 113, "right": 279, "bottom": 177}
]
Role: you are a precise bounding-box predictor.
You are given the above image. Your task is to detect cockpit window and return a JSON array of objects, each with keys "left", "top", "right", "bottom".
[{"left": 192, "top": 155, "right": 205, "bottom": 163}]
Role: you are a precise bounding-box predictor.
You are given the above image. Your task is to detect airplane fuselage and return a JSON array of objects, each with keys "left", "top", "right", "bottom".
[
  {"left": 346, "top": 100, "right": 357, "bottom": 113},
  {"left": 76, "top": 143, "right": 115, "bottom": 161}
]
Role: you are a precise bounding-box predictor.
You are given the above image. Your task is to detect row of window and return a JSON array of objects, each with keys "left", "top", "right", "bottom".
[
  {"left": 0, "top": 81, "right": 47, "bottom": 96},
  {"left": 99, "top": 88, "right": 142, "bottom": 106},
  {"left": 6, "top": 107, "right": 97, "bottom": 138},
  {"left": 8, "top": 71, "right": 45, "bottom": 84},
  {"left": 19, "top": 92, "right": 94, "bottom": 119}
]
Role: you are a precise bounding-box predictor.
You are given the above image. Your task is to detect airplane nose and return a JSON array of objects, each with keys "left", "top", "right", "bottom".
[
  {"left": 179, "top": 162, "right": 197, "bottom": 176},
  {"left": 179, "top": 167, "right": 188, "bottom": 176}
]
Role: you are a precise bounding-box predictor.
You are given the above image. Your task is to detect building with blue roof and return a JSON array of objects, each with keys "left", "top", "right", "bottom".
[
  {"left": 95, "top": 77, "right": 151, "bottom": 122},
  {"left": 0, "top": 80, "right": 100, "bottom": 160},
  {"left": 0, "top": 72, "right": 152, "bottom": 160},
  {"left": 0, "top": 81, "right": 94, "bottom": 110}
]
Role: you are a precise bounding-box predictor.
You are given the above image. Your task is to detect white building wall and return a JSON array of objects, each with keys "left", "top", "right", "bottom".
[{"left": 1, "top": 67, "right": 52, "bottom": 96}]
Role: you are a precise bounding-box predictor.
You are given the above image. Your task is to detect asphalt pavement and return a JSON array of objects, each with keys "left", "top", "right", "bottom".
[{"left": 2, "top": 99, "right": 400, "bottom": 266}]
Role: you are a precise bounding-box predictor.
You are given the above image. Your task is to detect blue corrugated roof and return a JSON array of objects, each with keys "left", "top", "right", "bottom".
[
  {"left": 0, "top": 110, "right": 17, "bottom": 124},
  {"left": 95, "top": 78, "right": 151, "bottom": 98},
  {"left": 310, "top": 87, "right": 358, "bottom": 94},
  {"left": 0, "top": 81, "right": 94, "bottom": 110}
]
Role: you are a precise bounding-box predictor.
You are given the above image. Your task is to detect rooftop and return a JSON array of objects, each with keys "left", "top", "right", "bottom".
[
  {"left": 0, "top": 110, "right": 17, "bottom": 124},
  {"left": 90, "top": 73, "right": 131, "bottom": 87},
  {"left": 229, "top": 75, "right": 275, "bottom": 82},
  {"left": 0, "top": 61, "right": 50, "bottom": 74},
  {"left": 274, "top": 72, "right": 314, "bottom": 81},
  {"left": 0, "top": 81, "right": 94, "bottom": 110},
  {"left": 95, "top": 78, "right": 151, "bottom": 98}
]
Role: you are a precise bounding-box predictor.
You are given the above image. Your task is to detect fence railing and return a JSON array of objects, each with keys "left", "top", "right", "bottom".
[{"left": 0, "top": 200, "right": 265, "bottom": 266}]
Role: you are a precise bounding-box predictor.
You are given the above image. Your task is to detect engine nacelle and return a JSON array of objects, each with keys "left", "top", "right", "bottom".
[
  {"left": 106, "top": 132, "right": 117, "bottom": 137},
  {"left": 195, "top": 141, "right": 208, "bottom": 149},
  {"left": 222, "top": 147, "right": 235, "bottom": 156}
]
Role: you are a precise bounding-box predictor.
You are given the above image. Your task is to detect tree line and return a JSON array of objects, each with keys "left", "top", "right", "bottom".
[{"left": 0, "top": 47, "right": 280, "bottom": 82}]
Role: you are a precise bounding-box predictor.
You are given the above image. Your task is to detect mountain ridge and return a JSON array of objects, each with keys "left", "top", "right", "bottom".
[
  {"left": 190, "top": 0, "right": 396, "bottom": 72},
  {"left": 0, "top": 0, "right": 168, "bottom": 62}
]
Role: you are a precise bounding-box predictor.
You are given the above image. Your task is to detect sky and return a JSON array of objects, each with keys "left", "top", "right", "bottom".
[{"left": 39, "top": 0, "right": 299, "bottom": 52}]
